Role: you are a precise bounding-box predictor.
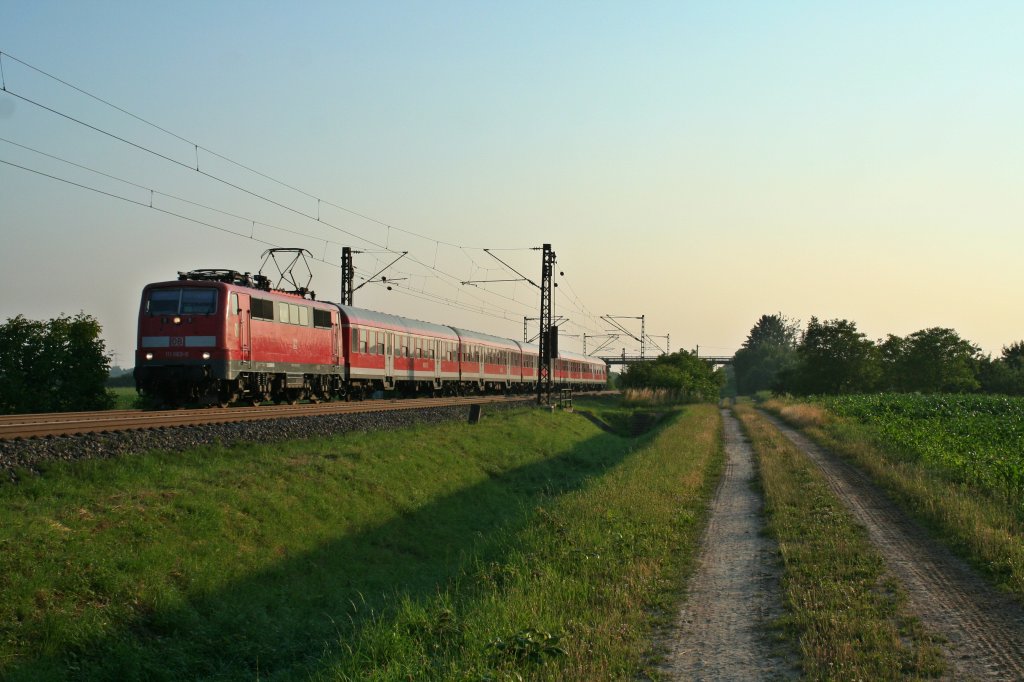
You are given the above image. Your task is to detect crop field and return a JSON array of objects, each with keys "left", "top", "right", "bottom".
[{"left": 817, "top": 394, "right": 1024, "bottom": 511}]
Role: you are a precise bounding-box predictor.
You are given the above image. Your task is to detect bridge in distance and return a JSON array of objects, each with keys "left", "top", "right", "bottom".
[{"left": 598, "top": 354, "right": 732, "bottom": 367}]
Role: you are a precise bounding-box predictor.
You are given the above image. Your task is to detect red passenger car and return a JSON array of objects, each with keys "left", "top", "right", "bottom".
[{"left": 338, "top": 306, "right": 460, "bottom": 398}]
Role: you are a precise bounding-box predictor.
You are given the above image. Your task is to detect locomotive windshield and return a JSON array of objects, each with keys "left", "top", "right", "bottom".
[{"left": 146, "top": 287, "right": 218, "bottom": 315}]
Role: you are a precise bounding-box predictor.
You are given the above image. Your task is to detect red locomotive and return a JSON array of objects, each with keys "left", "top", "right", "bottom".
[{"left": 134, "top": 269, "right": 607, "bottom": 406}]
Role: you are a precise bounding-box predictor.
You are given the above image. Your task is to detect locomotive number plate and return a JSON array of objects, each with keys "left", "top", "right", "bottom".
[{"left": 170, "top": 337, "right": 185, "bottom": 347}]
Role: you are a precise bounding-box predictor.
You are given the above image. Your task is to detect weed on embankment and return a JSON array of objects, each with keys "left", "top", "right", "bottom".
[{"left": 0, "top": 397, "right": 723, "bottom": 681}]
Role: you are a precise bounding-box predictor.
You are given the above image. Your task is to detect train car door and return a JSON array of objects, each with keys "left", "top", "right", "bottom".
[
  {"left": 234, "top": 292, "right": 251, "bottom": 368},
  {"left": 331, "top": 313, "right": 339, "bottom": 366},
  {"left": 432, "top": 338, "right": 441, "bottom": 385},
  {"left": 385, "top": 332, "right": 394, "bottom": 388}
]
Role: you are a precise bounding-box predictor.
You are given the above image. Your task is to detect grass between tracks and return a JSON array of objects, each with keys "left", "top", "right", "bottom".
[
  {"left": 734, "top": 405, "right": 945, "bottom": 679},
  {"left": 762, "top": 398, "right": 1024, "bottom": 598},
  {"left": 0, "top": 397, "right": 723, "bottom": 681}
]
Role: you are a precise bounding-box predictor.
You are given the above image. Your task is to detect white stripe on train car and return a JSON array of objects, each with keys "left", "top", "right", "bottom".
[{"left": 185, "top": 336, "right": 217, "bottom": 347}]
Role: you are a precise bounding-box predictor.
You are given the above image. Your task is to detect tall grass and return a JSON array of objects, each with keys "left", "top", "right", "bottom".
[
  {"left": 0, "top": 399, "right": 724, "bottom": 680},
  {"left": 621, "top": 387, "right": 683, "bottom": 406}
]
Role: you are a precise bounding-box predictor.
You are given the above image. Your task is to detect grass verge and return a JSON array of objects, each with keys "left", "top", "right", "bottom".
[
  {"left": 106, "top": 386, "right": 143, "bottom": 410},
  {"left": 734, "top": 404, "right": 945, "bottom": 679},
  {"left": 1, "top": 398, "right": 722, "bottom": 680},
  {"left": 762, "top": 398, "right": 1024, "bottom": 597}
]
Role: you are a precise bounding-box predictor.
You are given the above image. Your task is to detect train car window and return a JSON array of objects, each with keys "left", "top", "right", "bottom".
[
  {"left": 386, "top": 333, "right": 392, "bottom": 355},
  {"left": 289, "top": 304, "right": 301, "bottom": 325},
  {"left": 313, "top": 309, "right": 332, "bottom": 328},
  {"left": 277, "top": 302, "right": 289, "bottom": 324},
  {"left": 230, "top": 293, "right": 239, "bottom": 316},
  {"left": 298, "top": 306, "right": 309, "bottom": 327},
  {"left": 351, "top": 328, "right": 360, "bottom": 353}
]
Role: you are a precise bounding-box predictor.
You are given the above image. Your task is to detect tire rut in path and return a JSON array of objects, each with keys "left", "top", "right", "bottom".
[
  {"left": 765, "top": 413, "right": 1024, "bottom": 681},
  {"left": 659, "top": 409, "right": 795, "bottom": 680}
]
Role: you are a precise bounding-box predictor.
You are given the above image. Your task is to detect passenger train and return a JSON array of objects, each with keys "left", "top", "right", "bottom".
[{"left": 134, "top": 270, "right": 607, "bottom": 406}]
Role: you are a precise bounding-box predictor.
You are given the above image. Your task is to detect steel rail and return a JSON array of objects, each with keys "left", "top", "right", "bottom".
[{"left": 0, "top": 395, "right": 536, "bottom": 441}]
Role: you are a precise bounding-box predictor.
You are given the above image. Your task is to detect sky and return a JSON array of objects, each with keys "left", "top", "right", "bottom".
[{"left": 2, "top": 1, "right": 1023, "bottom": 367}]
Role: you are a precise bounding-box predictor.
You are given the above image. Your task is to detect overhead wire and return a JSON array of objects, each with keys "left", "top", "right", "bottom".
[{"left": 0, "top": 49, "right": 614, "bottom": 345}]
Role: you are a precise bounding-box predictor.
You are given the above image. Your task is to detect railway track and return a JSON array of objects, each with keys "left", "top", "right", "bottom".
[{"left": 0, "top": 395, "right": 537, "bottom": 441}]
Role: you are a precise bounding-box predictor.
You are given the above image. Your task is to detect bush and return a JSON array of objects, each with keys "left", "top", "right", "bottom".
[{"left": 0, "top": 313, "right": 115, "bottom": 414}]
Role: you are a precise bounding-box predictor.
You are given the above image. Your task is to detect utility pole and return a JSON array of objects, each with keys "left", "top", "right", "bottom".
[
  {"left": 537, "top": 243, "right": 555, "bottom": 405},
  {"left": 341, "top": 246, "right": 354, "bottom": 305}
]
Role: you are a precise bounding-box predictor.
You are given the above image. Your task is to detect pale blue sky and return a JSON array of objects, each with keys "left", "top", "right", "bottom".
[{"left": 2, "top": 1, "right": 1022, "bottom": 365}]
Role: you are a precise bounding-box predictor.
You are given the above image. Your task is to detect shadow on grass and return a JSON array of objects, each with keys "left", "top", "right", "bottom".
[{"left": 3, "top": 413, "right": 679, "bottom": 681}]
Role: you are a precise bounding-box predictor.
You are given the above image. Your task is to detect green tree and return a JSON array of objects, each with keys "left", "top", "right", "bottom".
[
  {"left": 619, "top": 350, "right": 723, "bottom": 401},
  {"left": 0, "top": 313, "right": 115, "bottom": 414},
  {"left": 732, "top": 313, "right": 799, "bottom": 395},
  {"left": 1002, "top": 341, "right": 1024, "bottom": 370},
  {"left": 780, "top": 317, "right": 880, "bottom": 395},
  {"left": 977, "top": 355, "right": 1024, "bottom": 396},
  {"left": 885, "top": 327, "right": 981, "bottom": 393}
]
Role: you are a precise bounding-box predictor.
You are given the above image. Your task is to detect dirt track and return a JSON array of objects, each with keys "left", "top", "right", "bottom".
[
  {"left": 660, "top": 409, "right": 795, "bottom": 680},
  {"left": 766, "top": 413, "right": 1024, "bottom": 680}
]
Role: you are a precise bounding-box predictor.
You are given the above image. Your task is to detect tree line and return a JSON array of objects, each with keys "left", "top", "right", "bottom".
[
  {"left": 733, "top": 313, "right": 1024, "bottom": 396},
  {"left": 0, "top": 313, "right": 115, "bottom": 414}
]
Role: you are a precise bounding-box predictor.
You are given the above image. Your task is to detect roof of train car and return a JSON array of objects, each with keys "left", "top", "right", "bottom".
[
  {"left": 450, "top": 327, "right": 522, "bottom": 350},
  {"left": 517, "top": 341, "right": 606, "bottom": 366},
  {"left": 145, "top": 280, "right": 337, "bottom": 305},
  {"left": 335, "top": 305, "right": 458, "bottom": 339},
  {"left": 561, "top": 349, "right": 607, "bottom": 366}
]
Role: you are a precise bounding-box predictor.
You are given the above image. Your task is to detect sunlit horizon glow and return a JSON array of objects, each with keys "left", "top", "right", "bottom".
[{"left": 2, "top": 2, "right": 1022, "bottom": 366}]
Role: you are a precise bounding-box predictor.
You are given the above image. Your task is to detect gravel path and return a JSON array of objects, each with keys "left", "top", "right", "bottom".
[
  {"left": 765, "top": 413, "right": 1024, "bottom": 681},
  {"left": 659, "top": 409, "right": 795, "bottom": 680}
]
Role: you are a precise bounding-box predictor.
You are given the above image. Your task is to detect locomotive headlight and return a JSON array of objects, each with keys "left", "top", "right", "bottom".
[
  {"left": 173, "top": 316, "right": 182, "bottom": 325},
  {"left": 202, "top": 352, "right": 211, "bottom": 360},
  {"left": 145, "top": 352, "right": 154, "bottom": 360}
]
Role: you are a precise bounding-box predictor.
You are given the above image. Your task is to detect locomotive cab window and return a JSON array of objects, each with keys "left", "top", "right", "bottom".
[{"left": 146, "top": 287, "right": 217, "bottom": 315}]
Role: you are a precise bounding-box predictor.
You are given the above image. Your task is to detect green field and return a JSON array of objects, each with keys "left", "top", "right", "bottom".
[
  {"left": 818, "top": 394, "right": 1024, "bottom": 509},
  {"left": 0, "top": 398, "right": 723, "bottom": 681},
  {"left": 106, "top": 386, "right": 143, "bottom": 410}
]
